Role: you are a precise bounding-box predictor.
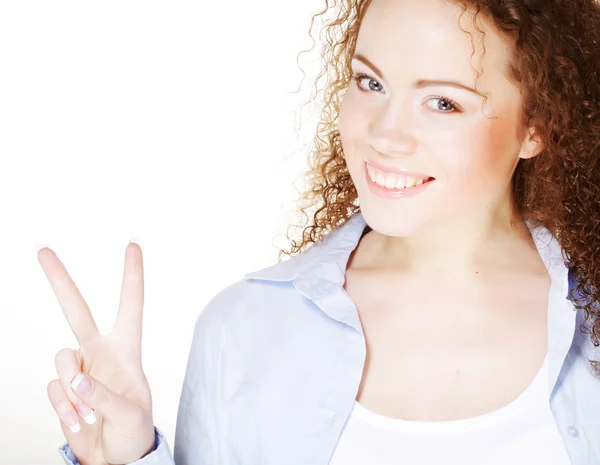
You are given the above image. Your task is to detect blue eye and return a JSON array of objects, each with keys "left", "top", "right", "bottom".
[
  {"left": 350, "top": 72, "right": 462, "bottom": 114},
  {"left": 352, "top": 72, "right": 383, "bottom": 93},
  {"left": 426, "top": 95, "right": 461, "bottom": 114}
]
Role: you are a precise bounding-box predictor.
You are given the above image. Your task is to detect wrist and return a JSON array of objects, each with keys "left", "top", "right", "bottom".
[{"left": 140, "top": 428, "right": 157, "bottom": 458}]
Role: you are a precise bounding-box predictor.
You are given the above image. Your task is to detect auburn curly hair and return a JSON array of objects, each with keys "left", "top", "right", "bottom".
[{"left": 276, "top": 0, "right": 600, "bottom": 373}]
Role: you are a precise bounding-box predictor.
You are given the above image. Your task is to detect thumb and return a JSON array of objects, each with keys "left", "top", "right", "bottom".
[{"left": 70, "top": 373, "right": 140, "bottom": 426}]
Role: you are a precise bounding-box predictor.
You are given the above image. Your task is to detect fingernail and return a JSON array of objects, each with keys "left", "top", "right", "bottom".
[
  {"left": 76, "top": 400, "right": 96, "bottom": 425},
  {"left": 129, "top": 237, "right": 141, "bottom": 245},
  {"left": 71, "top": 373, "right": 92, "bottom": 396},
  {"left": 65, "top": 412, "right": 81, "bottom": 432}
]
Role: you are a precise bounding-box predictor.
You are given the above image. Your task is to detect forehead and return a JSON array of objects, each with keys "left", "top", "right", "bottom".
[{"left": 355, "top": 0, "right": 514, "bottom": 91}]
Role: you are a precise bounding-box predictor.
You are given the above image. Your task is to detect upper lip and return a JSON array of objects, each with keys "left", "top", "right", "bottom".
[{"left": 365, "top": 159, "right": 434, "bottom": 180}]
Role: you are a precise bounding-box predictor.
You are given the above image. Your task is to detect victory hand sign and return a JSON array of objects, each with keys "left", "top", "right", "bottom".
[{"left": 39, "top": 242, "right": 155, "bottom": 465}]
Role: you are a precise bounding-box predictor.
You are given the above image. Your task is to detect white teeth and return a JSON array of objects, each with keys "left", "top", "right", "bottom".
[
  {"left": 384, "top": 174, "right": 396, "bottom": 189},
  {"left": 394, "top": 176, "right": 406, "bottom": 189},
  {"left": 367, "top": 163, "right": 429, "bottom": 190}
]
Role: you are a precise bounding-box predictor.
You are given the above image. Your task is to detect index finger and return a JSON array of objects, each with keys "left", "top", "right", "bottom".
[{"left": 37, "top": 247, "right": 100, "bottom": 346}]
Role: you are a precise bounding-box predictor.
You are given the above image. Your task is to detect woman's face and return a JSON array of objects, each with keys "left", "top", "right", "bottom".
[{"left": 339, "top": 0, "right": 542, "bottom": 238}]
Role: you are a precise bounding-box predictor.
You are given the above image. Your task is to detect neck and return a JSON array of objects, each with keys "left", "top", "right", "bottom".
[{"left": 364, "top": 200, "right": 536, "bottom": 278}]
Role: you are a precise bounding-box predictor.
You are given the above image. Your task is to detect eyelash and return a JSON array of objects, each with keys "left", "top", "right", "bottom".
[{"left": 350, "top": 72, "right": 462, "bottom": 114}]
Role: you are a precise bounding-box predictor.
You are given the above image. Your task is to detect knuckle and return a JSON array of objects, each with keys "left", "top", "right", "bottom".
[
  {"left": 98, "top": 382, "right": 112, "bottom": 405},
  {"left": 47, "top": 378, "right": 62, "bottom": 394},
  {"left": 54, "top": 348, "right": 72, "bottom": 369},
  {"left": 47, "top": 379, "right": 59, "bottom": 401},
  {"left": 47, "top": 379, "right": 57, "bottom": 393}
]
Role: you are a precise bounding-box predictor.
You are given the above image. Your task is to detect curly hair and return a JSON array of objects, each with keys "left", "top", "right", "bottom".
[{"left": 276, "top": 0, "right": 600, "bottom": 373}]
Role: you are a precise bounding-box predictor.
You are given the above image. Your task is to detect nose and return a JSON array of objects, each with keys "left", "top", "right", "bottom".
[{"left": 366, "top": 103, "right": 418, "bottom": 156}]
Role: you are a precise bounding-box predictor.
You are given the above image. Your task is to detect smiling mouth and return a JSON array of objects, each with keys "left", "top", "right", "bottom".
[{"left": 364, "top": 161, "right": 435, "bottom": 190}]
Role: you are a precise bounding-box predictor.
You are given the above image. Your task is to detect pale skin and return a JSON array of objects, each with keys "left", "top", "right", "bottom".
[
  {"left": 339, "top": 0, "right": 550, "bottom": 419},
  {"left": 345, "top": 241, "right": 551, "bottom": 420},
  {"left": 41, "top": 243, "right": 155, "bottom": 465}
]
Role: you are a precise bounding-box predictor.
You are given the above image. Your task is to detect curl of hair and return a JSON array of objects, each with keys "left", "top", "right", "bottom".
[{"left": 277, "top": 0, "right": 600, "bottom": 374}]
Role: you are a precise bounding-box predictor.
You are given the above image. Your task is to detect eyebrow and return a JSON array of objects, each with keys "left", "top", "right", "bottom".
[{"left": 352, "top": 53, "right": 485, "bottom": 98}]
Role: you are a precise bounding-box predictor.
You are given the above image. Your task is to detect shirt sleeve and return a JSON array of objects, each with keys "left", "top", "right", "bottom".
[{"left": 58, "top": 426, "right": 173, "bottom": 465}]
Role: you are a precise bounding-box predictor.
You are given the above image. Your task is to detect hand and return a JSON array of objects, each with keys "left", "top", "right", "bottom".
[{"left": 40, "top": 242, "right": 155, "bottom": 465}]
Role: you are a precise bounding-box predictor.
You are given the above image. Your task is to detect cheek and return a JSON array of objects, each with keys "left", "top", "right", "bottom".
[
  {"left": 338, "top": 95, "right": 363, "bottom": 147},
  {"left": 433, "top": 116, "right": 519, "bottom": 197},
  {"left": 339, "top": 95, "right": 369, "bottom": 171}
]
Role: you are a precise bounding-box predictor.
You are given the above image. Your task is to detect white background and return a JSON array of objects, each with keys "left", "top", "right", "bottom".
[{"left": 0, "top": 1, "right": 326, "bottom": 462}]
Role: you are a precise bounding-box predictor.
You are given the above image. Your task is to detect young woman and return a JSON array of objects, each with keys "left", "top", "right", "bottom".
[{"left": 43, "top": 0, "right": 600, "bottom": 463}]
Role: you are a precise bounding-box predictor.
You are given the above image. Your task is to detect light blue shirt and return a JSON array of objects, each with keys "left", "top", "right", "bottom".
[{"left": 59, "top": 210, "right": 600, "bottom": 464}]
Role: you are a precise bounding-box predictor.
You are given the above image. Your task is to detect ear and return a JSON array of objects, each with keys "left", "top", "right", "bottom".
[{"left": 518, "top": 126, "right": 544, "bottom": 160}]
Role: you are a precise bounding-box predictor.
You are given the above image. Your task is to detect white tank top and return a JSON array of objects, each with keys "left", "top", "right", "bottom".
[{"left": 329, "top": 353, "right": 572, "bottom": 465}]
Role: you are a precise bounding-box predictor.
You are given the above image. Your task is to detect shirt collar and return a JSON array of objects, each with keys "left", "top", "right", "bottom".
[{"left": 244, "top": 210, "right": 575, "bottom": 303}]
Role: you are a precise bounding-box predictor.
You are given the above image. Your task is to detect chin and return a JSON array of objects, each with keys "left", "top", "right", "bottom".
[{"left": 359, "top": 206, "right": 433, "bottom": 237}]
